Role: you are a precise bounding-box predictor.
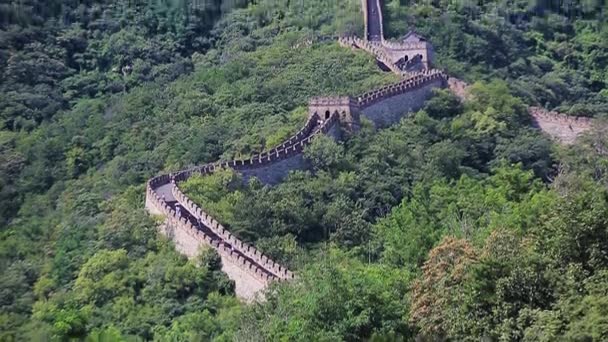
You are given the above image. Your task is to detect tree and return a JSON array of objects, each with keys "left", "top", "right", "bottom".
[
  {"left": 409, "top": 237, "right": 477, "bottom": 339},
  {"left": 304, "top": 135, "right": 345, "bottom": 172}
]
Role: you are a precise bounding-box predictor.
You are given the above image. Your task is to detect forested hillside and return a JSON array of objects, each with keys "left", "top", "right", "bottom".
[{"left": 1, "top": 0, "right": 607, "bottom": 341}]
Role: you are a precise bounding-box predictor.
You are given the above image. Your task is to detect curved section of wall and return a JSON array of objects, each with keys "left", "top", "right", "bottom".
[
  {"left": 365, "top": 0, "right": 383, "bottom": 41},
  {"left": 145, "top": 55, "right": 448, "bottom": 300},
  {"left": 339, "top": 36, "right": 402, "bottom": 74},
  {"left": 145, "top": 113, "right": 345, "bottom": 300},
  {"left": 171, "top": 184, "right": 293, "bottom": 279},
  {"left": 356, "top": 70, "right": 445, "bottom": 107},
  {"left": 352, "top": 70, "right": 448, "bottom": 128},
  {"left": 529, "top": 107, "right": 593, "bottom": 144}
]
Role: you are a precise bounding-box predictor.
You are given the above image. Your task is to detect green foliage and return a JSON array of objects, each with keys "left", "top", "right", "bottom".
[
  {"left": 375, "top": 164, "right": 553, "bottom": 268},
  {"left": 383, "top": 0, "right": 608, "bottom": 115},
  {"left": 304, "top": 135, "right": 346, "bottom": 172},
  {"left": 234, "top": 249, "right": 413, "bottom": 341},
  {"left": 2, "top": 0, "right": 608, "bottom": 340}
]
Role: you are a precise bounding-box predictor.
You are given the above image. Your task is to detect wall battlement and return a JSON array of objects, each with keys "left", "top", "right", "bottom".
[
  {"left": 309, "top": 96, "right": 361, "bottom": 132},
  {"left": 145, "top": 67, "right": 447, "bottom": 299},
  {"left": 171, "top": 184, "right": 293, "bottom": 280},
  {"left": 339, "top": 36, "right": 402, "bottom": 74},
  {"left": 146, "top": 179, "right": 283, "bottom": 284},
  {"left": 381, "top": 40, "right": 428, "bottom": 51},
  {"left": 529, "top": 107, "right": 593, "bottom": 144},
  {"left": 145, "top": 0, "right": 460, "bottom": 301},
  {"left": 355, "top": 70, "right": 446, "bottom": 108}
]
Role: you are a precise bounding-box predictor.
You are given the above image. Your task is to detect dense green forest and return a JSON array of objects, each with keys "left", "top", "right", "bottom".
[{"left": 1, "top": 0, "right": 607, "bottom": 340}]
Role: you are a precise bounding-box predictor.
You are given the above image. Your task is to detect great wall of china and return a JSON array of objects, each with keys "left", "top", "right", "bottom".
[{"left": 145, "top": 0, "right": 595, "bottom": 300}]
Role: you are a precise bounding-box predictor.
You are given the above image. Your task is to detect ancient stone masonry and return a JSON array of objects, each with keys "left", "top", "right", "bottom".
[
  {"left": 309, "top": 96, "right": 361, "bottom": 134},
  {"left": 364, "top": 0, "right": 384, "bottom": 41},
  {"left": 358, "top": 70, "right": 446, "bottom": 127},
  {"left": 351, "top": 0, "right": 593, "bottom": 144},
  {"left": 339, "top": 36, "right": 402, "bottom": 74},
  {"left": 347, "top": 1, "right": 435, "bottom": 74},
  {"left": 146, "top": 70, "right": 448, "bottom": 300},
  {"left": 145, "top": 0, "right": 460, "bottom": 301},
  {"left": 529, "top": 107, "right": 593, "bottom": 145}
]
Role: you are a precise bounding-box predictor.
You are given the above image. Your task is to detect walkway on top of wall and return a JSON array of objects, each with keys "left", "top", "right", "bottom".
[
  {"left": 146, "top": 69, "right": 447, "bottom": 300},
  {"left": 142, "top": 0, "right": 596, "bottom": 302},
  {"left": 357, "top": 1, "right": 593, "bottom": 144},
  {"left": 366, "top": 0, "right": 383, "bottom": 41}
]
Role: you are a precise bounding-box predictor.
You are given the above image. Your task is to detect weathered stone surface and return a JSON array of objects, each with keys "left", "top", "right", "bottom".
[
  {"left": 144, "top": 0, "right": 459, "bottom": 302},
  {"left": 240, "top": 153, "right": 309, "bottom": 185},
  {"left": 361, "top": 78, "right": 444, "bottom": 127},
  {"left": 529, "top": 107, "right": 593, "bottom": 144}
]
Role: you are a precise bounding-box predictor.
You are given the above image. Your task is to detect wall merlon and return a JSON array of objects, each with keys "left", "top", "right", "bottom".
[{"left": 146, "top": 20, "right": 455, "bottom": 296}]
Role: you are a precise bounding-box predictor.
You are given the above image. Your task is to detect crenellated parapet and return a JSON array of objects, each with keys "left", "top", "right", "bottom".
[
  {"left": 355, "top": 69, "right": 447, "bottom": 108},
  {"left": 171, "top": 184, "right": 294, "bottom": 280},
  {"left": 353, "top": 0, "right": 435, "bottom": 73},
  {"left": 339, "top": 36, "right": 402, "bottom": 74},
  {"left": 146, "top": 176, "right": 282, "bottom": 295},
  {"left": 145, "top": 67, "right": 450, "bottom": 299},
  {"left": 340, "top": 35, "right": 434, "bottom": 74},
  {"left": 529, "top": 107, "right": 593, "bottom": 144},
  {"left": 381, "top": 40, "right": 428, "bottom": 51}
]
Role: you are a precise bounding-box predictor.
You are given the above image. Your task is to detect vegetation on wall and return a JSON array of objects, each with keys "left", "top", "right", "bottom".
[
  {"left": 1, "top": 0, "right": 607, "bottom": 341},
  {"left": 382, "top": 0, "right": 608, "bottom": 116}
]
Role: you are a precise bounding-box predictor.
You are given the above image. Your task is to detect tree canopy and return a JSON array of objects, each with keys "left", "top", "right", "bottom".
[{"left": 1, "top": 0, "right": 607, "bottom": 341}]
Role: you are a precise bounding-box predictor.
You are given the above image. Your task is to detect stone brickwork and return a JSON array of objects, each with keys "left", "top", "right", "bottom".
[
  {"left": 340, "top": 35, "right": 433, "bottom": 74},
  {"left": 309, "top": 96, "right": 361, "bottom": 133},
  {"left": 145, "top": 0, "right": 461, "bottom": 301},
  {"left": 382, "top": 37, "right": 434, "bottom": 70},
  {"left": 529, "top": 107, "right": 593, "bottom": 144},
  {"left": 356, "top": 70, "right": 446, "bottom": 107},
  {"left": 145, "top": 177, "right": 274, "bottom": 300},
  {"left": 360, "top": 74, "right": 445, "bottom": 127},
  {"left": 145, "top": 70, "right": 449, "bottom": 300},
  {"left": 339, "top": 36, "right": 402, "bottom": 74},
  {"left": 348, "top": 0, "right": 435, "bottom": 74}
]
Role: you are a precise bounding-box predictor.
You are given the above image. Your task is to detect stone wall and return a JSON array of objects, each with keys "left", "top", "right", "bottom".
[
  {"left": 309, "top": 96, "right": 361, "bottom": 133},
  {"left": 382, "top": 41, "right": 433, "bottom": 70},
  {"left": 145, "top": 177, "right": 279, "bottom": 300},
  {"left": 353, "top": 70, "right": 446, "bottom": 127},
  {"left": 170, "top": 113, "right": 341, "bottom": 185},
  {"left": 239, "top": 153, "right": 308, "bottom": 185},
  {"left": 145, "top": 46, "right": 449, "bottom": 300},
  {"left": 339, "top": 36, "right": 402, "bottom": 74},
  {"left": 529, "top": 107, "right": 593, "bottom": 144},
  {"left": 361, "top": 77, "right": 443, "bottom": 127},
  {"left": 171, "top": 184, "right": 294, "bottom": 279}
]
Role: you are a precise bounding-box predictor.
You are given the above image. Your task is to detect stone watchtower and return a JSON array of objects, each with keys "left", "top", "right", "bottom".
[
  {"left": 384, "top": 31, "right": 434, "bottom": 71},
  {"left": 308, "top": 96, "right": 361, "bottom": 134}
]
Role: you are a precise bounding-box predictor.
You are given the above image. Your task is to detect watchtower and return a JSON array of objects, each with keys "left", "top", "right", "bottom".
[
  {"left": 308, "top": 96, "right": 361, "bottom": 133},
  {"left": 384, "top": 31, "right": 434, "bottom": 71}
]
